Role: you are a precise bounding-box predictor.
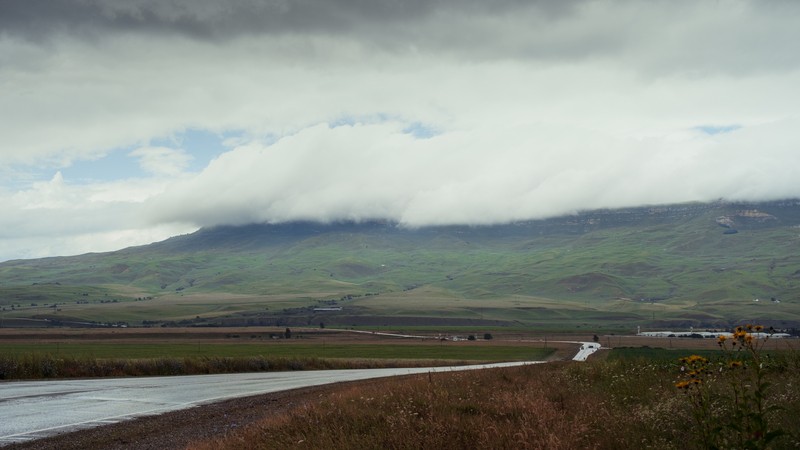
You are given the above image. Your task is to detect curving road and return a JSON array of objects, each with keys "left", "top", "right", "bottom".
[
  {"left": 0, "top": 361, "right": 539, "bottom": 446},
  {"left": 572, "top": 342, "right": 601, "bottom": 361}
]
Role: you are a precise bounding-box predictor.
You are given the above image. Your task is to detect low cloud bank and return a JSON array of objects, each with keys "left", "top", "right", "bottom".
[{"left": 147, "top": 119, "right": 800, "bottom": 229}]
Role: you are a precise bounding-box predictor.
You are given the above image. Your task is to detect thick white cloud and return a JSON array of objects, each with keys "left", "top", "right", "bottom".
[
  {"left": 147, "top": 119, "right": 800, "bottom": 228},
  {"left": 1, "top": 0, "right": 799, "bottom": 261}
]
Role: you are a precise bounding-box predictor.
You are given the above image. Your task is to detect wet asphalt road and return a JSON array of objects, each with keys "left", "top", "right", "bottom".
[{"left": 0, "top": 361, "right": 538, "bottom": 446}]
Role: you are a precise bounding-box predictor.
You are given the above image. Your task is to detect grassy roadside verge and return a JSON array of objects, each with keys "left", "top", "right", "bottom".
[{"left": 187, "top": 348, "right": 800, "bottom": 450}]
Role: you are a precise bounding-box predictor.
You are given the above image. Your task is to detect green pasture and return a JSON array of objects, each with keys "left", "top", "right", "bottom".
[
  {"left": 0, "top": 342, "right": 553, "bottom": 361},
  {"left": 607, "top": 347, "right": 723, "bottom": 362},
  {"left": 0, "top": 291, "right": 334, "bottom": 324},
  {"left": 2, "top": 281, "right": 797, "bottom": 329},
  {"left": 607, "top": 345, "right": 799, "bottom": 363},
  {"left": 0, "top": 285, "right": 121, "bottom": 307}
]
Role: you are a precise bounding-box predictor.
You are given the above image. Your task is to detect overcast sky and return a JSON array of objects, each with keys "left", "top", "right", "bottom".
[{"left": 1, "top": 0, "right": 800, "bottom": 262}]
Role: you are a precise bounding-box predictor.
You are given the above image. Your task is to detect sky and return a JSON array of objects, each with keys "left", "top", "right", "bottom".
[{"left": 1, "top": 0, "right": 800, "bottom": 262}]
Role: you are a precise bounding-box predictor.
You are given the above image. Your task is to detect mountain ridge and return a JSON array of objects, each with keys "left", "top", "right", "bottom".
[
  {"left": 2, "top": 199, "right": 800, "bottom": 329},
  {"left": 125, "top": 198, "right": 800, "bottom": 254}
]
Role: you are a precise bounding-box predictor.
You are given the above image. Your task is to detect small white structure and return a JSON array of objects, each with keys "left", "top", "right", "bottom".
[{"left": 637, "top": 330, "right": 791, "bottom": 339}]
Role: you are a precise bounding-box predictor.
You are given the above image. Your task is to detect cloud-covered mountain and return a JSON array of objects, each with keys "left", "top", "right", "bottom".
[{"left": 2, "top": 0, "right": 800, "bottom": 262}]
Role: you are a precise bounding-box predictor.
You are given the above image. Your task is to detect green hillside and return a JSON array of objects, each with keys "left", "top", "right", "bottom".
[{"left": 2, "top": 200, "right": 800, "bottom": 330}]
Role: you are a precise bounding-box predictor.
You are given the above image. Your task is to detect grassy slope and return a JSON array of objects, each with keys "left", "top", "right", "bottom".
[{"left": 1, "top": 201, "right": 799, "bottom": 328}]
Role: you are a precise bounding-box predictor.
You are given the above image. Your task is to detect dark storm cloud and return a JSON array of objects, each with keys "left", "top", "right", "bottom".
[
  {"left": 0, "top": 0, "right": 574, "bottom": 41},
  {"left": 4, "top": 0, "right": 798, "bottom": 75}
]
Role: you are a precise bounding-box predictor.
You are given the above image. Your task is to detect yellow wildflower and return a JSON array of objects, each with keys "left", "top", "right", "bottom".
[{"left": 687, "top": 355, "right": 708, "bottom": 364}]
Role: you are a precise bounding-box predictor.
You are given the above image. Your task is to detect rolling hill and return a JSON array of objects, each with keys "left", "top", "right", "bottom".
[{"left": 2, "top": 200, "right": 800, "bottom": 331}]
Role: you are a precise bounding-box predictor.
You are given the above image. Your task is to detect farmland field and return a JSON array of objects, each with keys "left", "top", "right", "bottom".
[
  {"left": 0, "top": 327, "right": 567, "bottom": 380},
  {"left": 0, "top": 341, "right": 550, "bottom": 361},
  {"left": 3, "top": 326, "right": 795, "bottom": 379}
]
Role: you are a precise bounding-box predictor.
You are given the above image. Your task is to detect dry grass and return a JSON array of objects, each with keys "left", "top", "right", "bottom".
[
  {"left": 187, "top": 351, "right": 800, "bottom": 450},
  {"left": 188, "top": 363, "right": 602, "bottom": 450}
]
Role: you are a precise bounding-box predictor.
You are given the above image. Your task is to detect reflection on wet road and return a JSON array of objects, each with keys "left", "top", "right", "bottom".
[{"left": 0, "top": 361, "right": 537, "bottom": 446}]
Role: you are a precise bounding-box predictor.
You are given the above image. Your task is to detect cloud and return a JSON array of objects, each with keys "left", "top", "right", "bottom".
[
  {"left": 1, "top": 0, "right": 800, "bottom": 261},
  {"left": 147, "top": 119, "right": 800, "bottom": 228},
  {"left": 0, "top": 171, "right": 195, "bottom": 260},
  {"left": 3, "top": 1, "right": 799, "bottom": 76},
  {"left": 0, "top": 1, "right": 570, "bottom": 42},
  {"left": 1, "top": 172, "right": 159, "bottom": 238}
]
